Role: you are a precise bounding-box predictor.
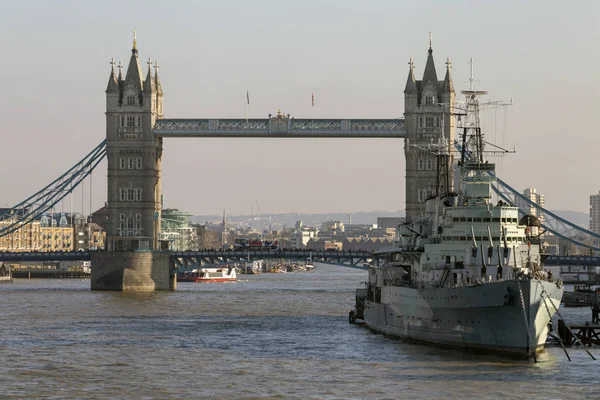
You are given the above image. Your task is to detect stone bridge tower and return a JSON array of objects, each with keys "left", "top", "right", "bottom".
[
  {"left": 92, "top": 34, "right": 171, "bottom": 291},
  {"left": 404, "top": 40, "right": 456, "bottom": 218},
  {"left": 104, "top": 33, "right": 164, "bottom": 251}
]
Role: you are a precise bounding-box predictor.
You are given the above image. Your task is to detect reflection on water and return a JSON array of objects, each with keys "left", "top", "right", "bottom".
[{"left": 0, "top": 266, "right": 597, "bottom": 399}]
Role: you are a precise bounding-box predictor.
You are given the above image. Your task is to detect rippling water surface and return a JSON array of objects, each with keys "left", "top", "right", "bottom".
[{"left": 0, "top": 265, "right": 597, "bottom": 399}]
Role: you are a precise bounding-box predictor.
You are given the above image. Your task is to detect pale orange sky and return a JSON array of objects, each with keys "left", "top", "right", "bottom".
[{"left": 0, "top": 0, "right": 598, "bottom": 216}]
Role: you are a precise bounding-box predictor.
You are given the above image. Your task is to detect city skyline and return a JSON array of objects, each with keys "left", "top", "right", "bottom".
[{"left": 0, "top": 1, "right": 598, "bottom": 215}]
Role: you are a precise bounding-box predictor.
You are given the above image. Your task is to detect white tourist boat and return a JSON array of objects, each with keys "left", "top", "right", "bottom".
[
  {"left": 355, "top": 80, "right": 563, "bottom": 357},
  {"left": 177, "top": 267, "right": 237, "bottom": 283}
]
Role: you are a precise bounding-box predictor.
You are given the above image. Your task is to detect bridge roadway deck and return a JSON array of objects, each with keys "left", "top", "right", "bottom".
[
  {"left": 0, "top": 250, "right": 372, "bottom": 269},
  {"left": 544, "top": 255, "right": 600, "bottom": 266},
  {"left": 1, "top": 252, "right": 597, "bottom": 267},
  {"left": 153, "top": 118, "right": 406, "bottom": 138},
  {"left": 0, "top": 251, "right": 92, "bottom": 262},
  {"left": 170, "top": 249, "right": 372, "bottom": 270}
]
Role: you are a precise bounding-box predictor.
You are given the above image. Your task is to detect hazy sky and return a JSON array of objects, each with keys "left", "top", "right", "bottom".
[{"left": 0, "top": 0, "right": 598, "bottom": 216}]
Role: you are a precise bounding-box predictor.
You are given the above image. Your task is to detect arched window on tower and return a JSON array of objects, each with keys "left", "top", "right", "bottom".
[
  {"left": 426, "top": 158, "right": 435, "bottom": 170},
  {"left": 126, "top": 95, "right": 135, "bottom": 106}
]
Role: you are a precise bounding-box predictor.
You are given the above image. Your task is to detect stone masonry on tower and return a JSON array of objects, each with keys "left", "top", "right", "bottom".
[
  {"left": 404, "top": 41, "right": 456, "bottom": 219},
  {"left": 92, "top": 34, "right": 172, "bottom": 291},
  {"left": 104, "top": 34, "right": 164, "bottom": 251}
]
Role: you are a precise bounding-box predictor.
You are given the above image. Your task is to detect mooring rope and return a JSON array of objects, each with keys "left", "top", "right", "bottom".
[
  {"left": 538, "top": 281, "right": 596, "bottom": 361},
  {"left": 540, "top": 289, "right": 571, "bottom": 361}
]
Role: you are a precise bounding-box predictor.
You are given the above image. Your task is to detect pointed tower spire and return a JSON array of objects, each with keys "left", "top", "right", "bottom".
[
  {"left": 443, "top": 57, "right": 455, "bottom": 93},
  {"left": 154, "top": 61, "right": 163, "bottom": 95},
  {"left": 124, "top": 31, "right": 143, "bottom": 90},
  {"left": 144, "top": 57, "right": 155, "bottom": 93},
  {"left": 404, "top": 57, "right": 417, "bottom": 94},
  {"left": 422, "top": 32, "right": 438, "bottom": 86},
  {"left": 106, "top": 57, "right": 119, "bottom": 93},
  {"left": 429, "top": 29, "right": 432, "bottom": 51}
]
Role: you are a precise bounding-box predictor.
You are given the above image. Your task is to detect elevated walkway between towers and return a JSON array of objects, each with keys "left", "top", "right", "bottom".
[{"left": 153, "top": 118, "right": 406, "bottom": 138}]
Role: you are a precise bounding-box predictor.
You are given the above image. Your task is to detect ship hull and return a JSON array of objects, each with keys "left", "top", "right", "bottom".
[{"left": 363, "top": 278, "right": 563, "bottom": 357}]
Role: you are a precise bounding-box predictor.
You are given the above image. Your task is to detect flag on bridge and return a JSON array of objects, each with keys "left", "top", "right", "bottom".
[{"left": 312, "top": 90, "right": 315, "bottom": 107}]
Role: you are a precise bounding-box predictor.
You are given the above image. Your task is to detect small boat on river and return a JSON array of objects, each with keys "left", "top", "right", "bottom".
[
  {"left": 562, "top": 285, "right": 600, "bottom": 307},
  {"left": 0, "top": 263, "right": 12, "bottom": 284},
  {"left": 177, "top": 267, "right": 237, "bottom": 283}
]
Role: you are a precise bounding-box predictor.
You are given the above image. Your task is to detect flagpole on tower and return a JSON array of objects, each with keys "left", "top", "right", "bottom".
[
  {"left": 246, "top": 90, "right": 249, "bottom": 123},
  {"left": 311, "top": 89, "right": 315, "bottom": 128}
]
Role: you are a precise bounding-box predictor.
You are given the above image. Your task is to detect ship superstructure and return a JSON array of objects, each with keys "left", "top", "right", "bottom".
[{"left": 359, "top": 65, "right": 563, "bottom": 357}]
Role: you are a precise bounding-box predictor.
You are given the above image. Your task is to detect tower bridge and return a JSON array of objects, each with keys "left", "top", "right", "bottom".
[
  {"left": 95, "top": 35, "right": 421, "bottom": 291},
  {"left": 2, "top": 34, "right": 599, "bottom": 290}
]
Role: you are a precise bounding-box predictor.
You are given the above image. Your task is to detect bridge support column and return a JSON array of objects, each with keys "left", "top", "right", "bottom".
[
  {"left": 170, "top": 270, "right": 177, "bottom": 291},
  {"left": 91, "top": 251, "right": 172, "bottom": 291}
]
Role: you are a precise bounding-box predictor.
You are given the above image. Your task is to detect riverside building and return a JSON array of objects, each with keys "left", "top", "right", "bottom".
[{"left": 0, "top": 212, "right": 105, "bottom": 252}]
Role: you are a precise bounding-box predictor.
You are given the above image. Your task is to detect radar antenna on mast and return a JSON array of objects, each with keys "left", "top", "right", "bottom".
[
  {"left": 466, "top": 57, "right": 479, "bottom": 91},
  {"left": 456, "top": 57, "right": 514, "bottom": 166}
]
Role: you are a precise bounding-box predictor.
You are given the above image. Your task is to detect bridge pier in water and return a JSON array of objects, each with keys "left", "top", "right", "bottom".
[{"left": 91, "top": 252, "right": 174, "bottom": 291}]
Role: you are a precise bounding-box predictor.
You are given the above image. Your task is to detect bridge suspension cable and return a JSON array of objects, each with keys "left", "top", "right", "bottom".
[
  {"left": 454, "top": 139, "right": 600, "bottom": 252},
  {"left": 0, "top": 140, "right": 107, "bottom": 238},
  {"left": 492, "top": 176, "right": 600, "bottom": 252}
]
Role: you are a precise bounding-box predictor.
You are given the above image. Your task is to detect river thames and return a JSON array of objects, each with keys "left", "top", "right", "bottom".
[{"left": 0, "top": 264, "right": 597, "bottom": 399}]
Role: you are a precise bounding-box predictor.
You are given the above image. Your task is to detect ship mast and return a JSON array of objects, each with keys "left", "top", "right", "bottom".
[
  {"left": 460, "top": 57, "right": 487, "bottom": 166},
  {"left": 454, "top": 58, "right": 497, "bottom": 208}
]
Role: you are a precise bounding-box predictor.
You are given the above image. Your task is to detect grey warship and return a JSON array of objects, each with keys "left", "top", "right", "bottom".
[{"left": 358, "top": 73, "right": 563, "bottom": 357}]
